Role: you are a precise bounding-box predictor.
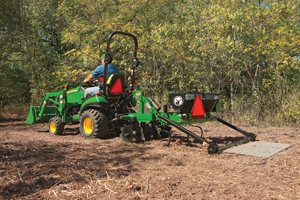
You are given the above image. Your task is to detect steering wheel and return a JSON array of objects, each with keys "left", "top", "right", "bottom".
[{"left": 84, "top": 81, "right": 97, "bottom": 87}]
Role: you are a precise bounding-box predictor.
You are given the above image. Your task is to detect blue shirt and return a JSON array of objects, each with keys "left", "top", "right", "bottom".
[{"left": 92, "top": 63, "right": 118, "bottom": 78}]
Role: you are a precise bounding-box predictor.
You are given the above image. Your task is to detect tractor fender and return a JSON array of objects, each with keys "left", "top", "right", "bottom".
[
  {"left": 79, "top": 96, "right": 109, "bottom": 116},
  {"left": 79, "top": 102, "right": 109, "bottom": 116}
]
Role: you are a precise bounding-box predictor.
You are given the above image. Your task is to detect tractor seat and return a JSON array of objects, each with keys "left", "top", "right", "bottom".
[
  {"left": 84, "top": 74, "right": 125, "bottom": 98},
  {"left": 106, "top": 74, "right": 125, "bottom": 96}
]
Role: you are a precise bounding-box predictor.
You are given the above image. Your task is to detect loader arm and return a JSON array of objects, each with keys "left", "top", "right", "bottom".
[{"left": 26, "top": 91, "right": 67, "bottom": 124}]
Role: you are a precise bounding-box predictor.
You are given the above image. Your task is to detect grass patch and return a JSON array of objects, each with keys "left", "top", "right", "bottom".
[
  {"left": 218, "top": 90, "right": 300, "bottom": 127},
  {"left": 0, "top": 104, "right": 30, "bottom": 120}
]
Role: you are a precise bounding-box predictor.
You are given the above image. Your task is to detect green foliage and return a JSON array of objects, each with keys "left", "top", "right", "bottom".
[
  {"left": 1, "top": 0, "right": 300, "bottom": 126},
  {"left": 0, "top": 64, "right": 30, "bottom": 106}
]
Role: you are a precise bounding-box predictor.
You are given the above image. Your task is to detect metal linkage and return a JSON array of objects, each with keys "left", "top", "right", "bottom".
[
  {"left": 157, "top": 114, "right": 257, "bottom": 154},
  {"left": 211, "top": 115, "right": 256, "bottom": 141},
  {"left": 189, "top": 124, "right": 203, "bottom": 138},
  {"left": 218, "top": 138, "right": 252, "bottom": 152},
  {"left": 157, "top": 114, "right": 219, "bottom": 154},
  {"left": 209, "top": 115, "right": 256, "bottom": 152}
]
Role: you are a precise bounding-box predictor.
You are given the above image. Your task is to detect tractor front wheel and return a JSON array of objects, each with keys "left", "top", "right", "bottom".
[
  {"left": 80, "top": 109, "right": 108, "bottom": 139},
  {"left": 49, "top": 117, "right": 64, "bottom": 135}
]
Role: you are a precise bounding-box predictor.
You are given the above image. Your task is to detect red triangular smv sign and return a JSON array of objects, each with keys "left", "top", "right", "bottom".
[
  {"left": 110, "top": 78, "right": 124, "bottom": 95},
  {"left": 191, "top": 95, "right": 206, "bottom": 119}
]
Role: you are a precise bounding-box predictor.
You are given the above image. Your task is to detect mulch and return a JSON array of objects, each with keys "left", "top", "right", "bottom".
[{"left": 0, "top": 120, "right": 299, "bottom": 199}]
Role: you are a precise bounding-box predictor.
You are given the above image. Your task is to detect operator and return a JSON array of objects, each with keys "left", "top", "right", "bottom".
[
  {"left": 83, "top": 54, "right": 118, "bottom": 97},
  {"left": 84, "top": 54, "right": 118, "bottom": 83}
]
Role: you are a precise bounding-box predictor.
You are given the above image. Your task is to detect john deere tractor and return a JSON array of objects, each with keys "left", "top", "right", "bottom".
[{"left": 26, "top": 31, "right": 256, "bottom": 154}]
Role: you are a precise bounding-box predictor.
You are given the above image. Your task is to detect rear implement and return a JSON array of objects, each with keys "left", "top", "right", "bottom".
[{"left": 122, "top": 91, "right": 256, "bottom": 154}]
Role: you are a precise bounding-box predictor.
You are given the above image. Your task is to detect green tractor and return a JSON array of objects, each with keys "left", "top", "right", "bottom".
[{"left": 26, "top": 32, "right": 256, "bottom": 154}]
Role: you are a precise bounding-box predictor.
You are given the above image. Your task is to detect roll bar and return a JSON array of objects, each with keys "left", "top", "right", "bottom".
[{"left": 103, "top": 31, "right": 139, "bottom": 98}]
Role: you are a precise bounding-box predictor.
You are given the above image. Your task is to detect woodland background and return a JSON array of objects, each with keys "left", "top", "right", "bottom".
[{"left": 0, "top": 0, "right": 300, "bottom": 126}]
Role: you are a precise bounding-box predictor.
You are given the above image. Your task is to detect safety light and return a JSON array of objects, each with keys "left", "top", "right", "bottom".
[
  {"left": 99, "top": 75, "right": 105, "bottom": 83},
  {"left": 95, "top": 92, "right": 100, "bottom": 96},
  {"left": 191, "top": 95, "right": 205, "bottom": 119},
  {"left": 133, "top": 78, "right": 138, "bottom": 85},
  {"left": 110, "top": 78, "right": 124, "bottom": 95}
]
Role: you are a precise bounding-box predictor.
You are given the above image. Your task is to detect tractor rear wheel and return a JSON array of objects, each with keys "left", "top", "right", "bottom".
[
  {"left": 80, "top": 109, "right": 108, "bottom": 139},
  {"left": 49, "top": 117, "right": 64, "bottom": 135}
]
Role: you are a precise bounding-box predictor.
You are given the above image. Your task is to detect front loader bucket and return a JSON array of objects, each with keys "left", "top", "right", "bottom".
[
  {"left": 26, "top": 106, "right": 57, "bottom": 124},
  {"left": 26, "top": 106, "right": 38, "bottom": 124}
]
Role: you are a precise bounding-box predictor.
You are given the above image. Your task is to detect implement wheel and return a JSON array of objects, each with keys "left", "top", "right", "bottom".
[
  {"left": 80, "top": 109, "right": 108, "bottom": 139},
  {"left": 120, "top": 124, "right": 133, "bottom": 143},
  {"left": 49, "top": 117, "right": 64, "bottom": 135},
  {"left": 141, "top": 123, "right": 152, "bottom": 141}
]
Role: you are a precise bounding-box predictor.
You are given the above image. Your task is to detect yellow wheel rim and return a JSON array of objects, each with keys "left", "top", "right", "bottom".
[
  {"left": 83, "top": 117, "right": 93, "bottom": 134},
  {"left": 50, "top": 121, "right": 56, "bottom": 133}
]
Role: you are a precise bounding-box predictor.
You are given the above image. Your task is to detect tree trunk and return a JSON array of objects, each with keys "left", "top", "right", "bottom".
[
  {"left": 230, "top": 58, "right": 235, "bottom": 123},
  {"left": 230, "top": 76, "right": 234, "bottom": 123}
]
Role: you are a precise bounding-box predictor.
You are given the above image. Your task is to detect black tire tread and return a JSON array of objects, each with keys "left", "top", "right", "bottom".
[
  {"left": 49, "top": 117, "right": 64, "bottom": 135},
  {"left": 80, "top": 109, "right": 108, "bottom": 139}
]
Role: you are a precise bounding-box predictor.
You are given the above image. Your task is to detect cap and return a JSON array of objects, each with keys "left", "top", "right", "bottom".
[{"left": 100, "top": 54, "right": 105, "bottom": 59}]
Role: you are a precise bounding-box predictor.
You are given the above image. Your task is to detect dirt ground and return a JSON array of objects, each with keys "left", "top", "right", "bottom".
[{"left": 0, "top": 119, "right": 299, "bottom": 200}]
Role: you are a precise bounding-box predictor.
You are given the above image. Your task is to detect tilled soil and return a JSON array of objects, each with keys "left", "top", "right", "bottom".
[{"left": 0, "top": 119, "right": 299, "bottom": 199}]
